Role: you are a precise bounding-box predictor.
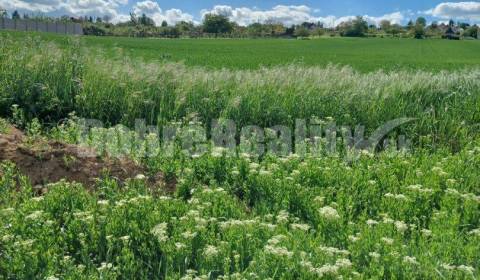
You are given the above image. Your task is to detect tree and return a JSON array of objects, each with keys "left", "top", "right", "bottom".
[
  {"left": 202, "top": 14, "right": 233, "bottom": 35},
  {"left": 139, "top": 13, "right": 155, "bottom": 26},
  {"left": 463, "top": 25, "right": 478, "bottom": 38},
  {"left": 380, "top": 20, "right": 391, "bottom": 31},
  {"left": 412, "top": 23, "right": 425, "bottom": 39},
  {"left": 12, "top": 10, "right": 20, "bottom": 20},
  {"left": 415, "top": 17, "right": 427, "bottom": 27},
  {"left": 406, "top": 20, "right": 414, "bottom": 30},
  {"left": 387, "top": 24, "right": 402, "bottom": 37},
  {"left": 285, "top": 25, "right": 295, "bottom": 36},
  {"left": 294, "top": 26, "right": 310, "bottom": 37},
  {"left": 175, "top": 21, "right": 194, "bottom": 35},
  {"left": 458, "top": 22, "right": 470, "bottom": 29},
  {"left": 161, "top": 20, "right": 168, "bottom": 27},
  {"left": 338, "top": 16, "right": 368, "bottom": 37}
]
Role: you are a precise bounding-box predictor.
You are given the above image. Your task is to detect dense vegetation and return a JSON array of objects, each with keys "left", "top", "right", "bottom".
[
  {"left": 2, "top": 9, "right": 479, "bottom": 40},
  {"left": 0, "top": 33, "right": 479, "bottom": 279},
  {"left": 3, "top": 31, "right": 480, "bottom": 72}
]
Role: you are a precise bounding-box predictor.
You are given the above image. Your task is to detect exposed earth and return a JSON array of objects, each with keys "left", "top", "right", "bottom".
[{"left": 0, "top": 125, "right": 166, "bottom": 192}]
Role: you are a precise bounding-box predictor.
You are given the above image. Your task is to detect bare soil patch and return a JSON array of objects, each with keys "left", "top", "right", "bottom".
[{"left": 0, "top": 125, "right": 167, "bottom": 191}]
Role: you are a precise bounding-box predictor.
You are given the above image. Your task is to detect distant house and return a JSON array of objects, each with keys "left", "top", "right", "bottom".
[{"left": 442, "top": 26, "right": 460, "bottom": 40}]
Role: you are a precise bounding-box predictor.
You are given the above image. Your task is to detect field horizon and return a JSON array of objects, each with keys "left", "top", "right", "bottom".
[
  {"left": 1, "top": 29, "right": 479, "bottom": 279},
  {"left": 3, "top": 30, "right": 480, "bottom": 72}
]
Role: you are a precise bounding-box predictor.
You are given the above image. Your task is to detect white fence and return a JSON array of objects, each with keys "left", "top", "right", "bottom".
[{"left": 0, "top": 18, "right": 83, "bottom": 35}]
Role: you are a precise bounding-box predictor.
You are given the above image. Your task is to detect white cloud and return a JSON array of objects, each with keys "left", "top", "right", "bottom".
[
  {"left": 426, "top": 2, "right": 480, "bottom": 21},
  {"left": 0, "top": 0, "right": 194, "bottom": 25},
  {"left": 201, "top": 5, "right": 320, "bottom": 26},
  {"left": 132, "top": 0, "right": 194, "bottom": 25},
  {"left": 201, "top": 5, "right": 404, "bottom": 27},
  {"left": 0, "top": 1, "right": 406, "bottom": 27},
  {"left": 0, "top": 0, "right": 128, "bottom": 22}
]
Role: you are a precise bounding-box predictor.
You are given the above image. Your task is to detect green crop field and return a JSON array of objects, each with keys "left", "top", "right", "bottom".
[
  {"left": 4, "top": 30, "right": 480, "bottom": 72},
  {"left": 0, "top": 31, "right": 480, "bottom": 279}
]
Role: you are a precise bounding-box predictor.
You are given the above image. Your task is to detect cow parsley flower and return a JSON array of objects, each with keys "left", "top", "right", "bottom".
[
  {"left": 381, "top": 237, "right": 394, "bottom": 245},
  {"left": 203, "top": 245, "right": 219, "bottom": 258},
  {"left": 318, "top": 206, "right": 340, "bottom": 220},
  {"left": 290, "top": 223, "right": 310, "bottom": 231},
  {"left": 403, "top": 256, "right": 418, "bottom": 265},
  {"left": 394, "top": 221, "right": 408, "bottom": 234},
  {"left": 26, "top": 210, "right": 43, "bottom": 221},
  {"left": 150, "top": 222, "right": 168, "bottom": 242}
]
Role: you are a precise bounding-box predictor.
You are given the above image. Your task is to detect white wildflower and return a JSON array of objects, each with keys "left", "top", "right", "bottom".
[
  {"left": 314, "top": 264, "right": 338, "bottom": 277},
  {"left": 264, "top": 244, "right": 293, "bottom": 258},
  {"left": 313, "top": 196, "right": 325, "bottom": 205},
  {"left": 348, "top": 235, "right": 360, "bottom": 242},
  {"left": 175, "top": 242, "right": 187, "bottom": 250},
  {"left": 381, "top": 237, "right": 394, "bottom": 245},
  {"left": 441, "top": 263, "right": 456, "bottom": 270},
  {"left": 203, "top": 245, "right": 219, "bottom": 258},
  {"left": 97, "top": 200, "right": 109, "bottom": 206},
  {"left": 31, "top": 196, "right": 44, "bottom": 202},
  {"left": 276, "top": 210, "right": 289, "bottom": 223},
  {"left": 290, "top": 223, "right": 310, "bottom": 231},
  {"left": 394, "top": 221, "right": 408, "bottom": 234},
  {"left": 319, "top": 206, "right": 340, "bottom": 220},
  {"left": 98, "top": 262, "right": 113, "bottom": 271},
  {"left": 150, "top": 222, "right": 168, "bottom": 242},
  {"left": 181, "top": 231, "right": 197, "bottom": 239},
  {"left": 421, "top": 229, "right": 432, "bottom": 237},
  {"left": 319, "top": 246, "right": 350, "bottom": 256},
  {"left": 468, "top": 229, "right": 480, "bottom": 236},
  {"left": 457, "top": 265, "right": 475, "bottom": 274},
  {"left": 26, "top": 210, "right": 43, "bottom": 220},
  {"left": 403, "top": 256, "right": 418, "bottom": 265},
  {"left": 335, "top": 258, "right": 352, "bottom": 268}
]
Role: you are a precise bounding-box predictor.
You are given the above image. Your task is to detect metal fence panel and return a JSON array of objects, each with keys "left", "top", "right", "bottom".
[
  {"left": 37, "top": 21, "right": 48, "bottom": 33},
  {"left": 26, "top": 20, "right": 37, "bottom": 31},
  {"left": 74, "top": 24, "right": 83, "bottom": 35},
  {"left": 0, "top": 19, "right": 82, "bottom": 35},
  {"left": 3, "top": 18, "right": 15, "bottom": 30},
  {"left": 46, "top": 22, "right": 57, "bottom": 33},
  {"left": 66, "top": 23, "right": 75, "bottom": 34},
  {"left": 15, "top": 20, "right": 27, "bottom": 31}
]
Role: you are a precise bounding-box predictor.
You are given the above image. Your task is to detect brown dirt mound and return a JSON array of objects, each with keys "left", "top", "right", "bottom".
[{"left": 0, "top": 125, "right": 168, "bottom": 192}]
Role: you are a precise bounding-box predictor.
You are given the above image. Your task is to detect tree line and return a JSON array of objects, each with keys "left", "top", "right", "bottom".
[{"left": 1, "top": 8, "right": 478, "bottom": 40}]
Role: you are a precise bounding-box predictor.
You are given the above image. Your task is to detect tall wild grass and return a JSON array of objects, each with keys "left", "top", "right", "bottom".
[{"left": 1, "top": 35, "right": 479, "bottom": 150}]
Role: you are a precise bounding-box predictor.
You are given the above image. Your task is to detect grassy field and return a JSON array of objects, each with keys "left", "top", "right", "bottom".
[
  {"left": 4, "top": 30, "right": 480, "bottom": 72},
  {"left": 1, "top": 31, "right": 480, "bottom": 279}
]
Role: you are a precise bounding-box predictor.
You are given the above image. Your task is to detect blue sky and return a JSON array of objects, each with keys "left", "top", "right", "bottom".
[
  {"left": 1, "top": 0, "right": 479, "bottom": 26},
  {"left": 140, "top": 0, "right": 438, "bottom": 18}
]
